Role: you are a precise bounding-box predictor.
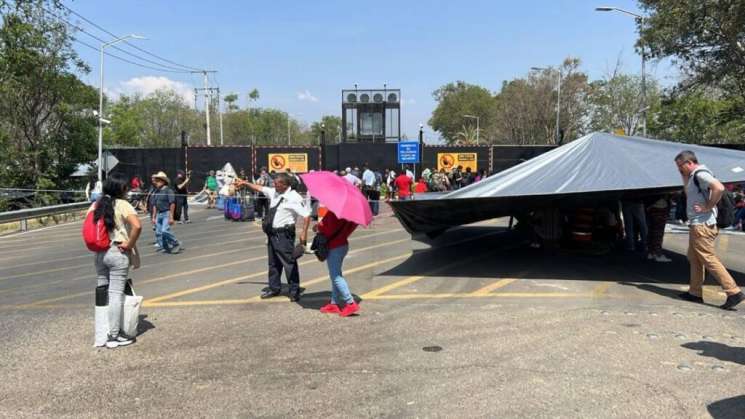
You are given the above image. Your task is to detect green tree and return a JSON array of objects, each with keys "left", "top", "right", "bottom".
[
  {"left": 224, "top": 92, "right": 239, "bottom": 112},
  {"left": 491, "top": 58, "right": 590, "bottom": 144},
  {"left": 309, "top": 115, "right": 342, "bottom": 144},
  {"left": 640, "top": 0, "right": 745, "bottom": 100},
  {"left": 248, "top": 88, "right": 260, "bottom": 103},
  {"left": 587, "top": 65, "right": 661, "bottom": 136},
  {"left": 107, "top": 89, "right": 200, "bottom": 147},
  {"left": 0, "top": 0, "right": 98, "bottom": 191},
  {"left": 649, "top": 88, "right": 745, "bottom": 144},
  {"left": 429, "top": 81, "right": 496, "bottom": 144}
]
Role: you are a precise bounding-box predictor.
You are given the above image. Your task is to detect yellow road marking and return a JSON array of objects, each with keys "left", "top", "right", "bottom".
[
  {"left": 360, "top": 230, "right": 504, "bottom": 298},
  {"left": 592, "top": 282, "right": 611, "bottom": 297},
  {"left": 0, "top": 227, "right": 401, "bottom": 274},
  {"left": 364, "top": 292, "right": 594, "bottom": 300},
  {"left": 0, "top": 223, "right": 253, "bottom": 254},
  {"left": 470, "top": 278, "right": 517, "bottom": 296},
  {"left": 144, "top": 238, "right": 409, "bottom": 304},
  {"left": 361, "top": 275, "right": 427, "bottom": 298},
  {"left": 144, "top": 253, "right": 410, "bottom": 307},
  {"left": 14, "top": 231, "right": 405, "bottom": 305}
]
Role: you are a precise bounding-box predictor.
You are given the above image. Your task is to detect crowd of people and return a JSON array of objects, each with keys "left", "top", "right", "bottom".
[{"left": 85, "top": 150, "right": 744, "bottom": 349}]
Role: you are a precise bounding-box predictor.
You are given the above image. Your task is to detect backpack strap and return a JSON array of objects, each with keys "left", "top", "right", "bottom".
[{"left": 692, "top": 168, "right": 713, "bottom": 199}]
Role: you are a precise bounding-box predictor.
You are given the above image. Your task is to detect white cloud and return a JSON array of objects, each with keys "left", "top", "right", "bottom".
[
  {"left": 110, "top": 76, "right": 194, "bottom": 103},
  {"left": 297, "top": 89, "right": 319, "bottom": 102}
]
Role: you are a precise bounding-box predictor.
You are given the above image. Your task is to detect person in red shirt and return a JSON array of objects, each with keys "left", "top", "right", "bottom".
[
  {"left": 315, "top": 210, "right": 359, "bottom": 317},
  {"left": 414, "top": 178, "right": 428, "bottom": 194},
  {"left": 394, "top": 172, "right": 413, "bottom": 200}
]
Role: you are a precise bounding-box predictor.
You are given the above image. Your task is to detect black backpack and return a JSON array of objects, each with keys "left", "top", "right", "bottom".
[{"left": 692, "top": 169, "right": 736, "bottom": 228}]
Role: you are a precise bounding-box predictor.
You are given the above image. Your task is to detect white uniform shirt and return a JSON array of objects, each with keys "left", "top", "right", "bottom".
[
  {"left": 344, "top": 173, "right": 362, "bottom": 186},
  {"left": 261, "top": 186, "right": 310, "bottom": 228}
]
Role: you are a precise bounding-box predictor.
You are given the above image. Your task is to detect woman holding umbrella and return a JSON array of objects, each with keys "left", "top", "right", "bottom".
[
  {"left": 300, "top": 171, "right": 374, "bottom": 317},
  {"left": 315, "top": 210, "right": 359, "bottom": 316}
]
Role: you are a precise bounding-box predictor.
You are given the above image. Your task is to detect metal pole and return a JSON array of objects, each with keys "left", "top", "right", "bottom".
[
  {"left": 640, "top": 17, "right": 647, "bottom": 137},
  {"left": 204, "top": 71, "right": 211, "bottom": 146},
  {"left": 218, "top": 88, "right": 224, "bottom": 145},
  {"left": 556, "top": 70, "right": 562, "bottom": 144},
  {"left": 98, "top": 45, "right": 104, "bottom": 182},
  {"left": 476, "top": 117, "right": 480, "bottom": 145}
]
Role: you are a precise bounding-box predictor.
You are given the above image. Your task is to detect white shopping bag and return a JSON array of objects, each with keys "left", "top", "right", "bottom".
[
  {"left": 93, "top": 281, "right": 143, "bottom": 346},
  {"left": 121, "top": 283, "right": 143, "bottom": 338}
]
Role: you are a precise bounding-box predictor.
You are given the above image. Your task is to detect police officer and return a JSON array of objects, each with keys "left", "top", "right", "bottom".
[{"left": 236, "top": 173, "right": 310, "bottom": 301}]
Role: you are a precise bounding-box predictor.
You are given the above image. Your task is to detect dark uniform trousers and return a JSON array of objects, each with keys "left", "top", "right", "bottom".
[{"left": 267, "top": 227, "right": 299, "bottom": 294}]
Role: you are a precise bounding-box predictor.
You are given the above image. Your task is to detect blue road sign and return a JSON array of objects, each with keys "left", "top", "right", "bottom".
[{"left": 397, "top": 141, "right": 420, "bottom": 164}]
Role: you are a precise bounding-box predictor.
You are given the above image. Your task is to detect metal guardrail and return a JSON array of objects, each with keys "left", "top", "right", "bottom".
[{"left": 0, "top": 201, "right": 89, "bottom": 231}]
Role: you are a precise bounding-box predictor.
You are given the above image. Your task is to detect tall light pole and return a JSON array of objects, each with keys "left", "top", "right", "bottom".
[
  {"left": 98, "top": 34, "right": 145, "bottom": 182},
  {"left": 531, "top": 66, "right": 562, "bottom": 144},
  {"left": 596, "top": 6, "right": 647, "bottom": 137},
  {"left": 463, "top": 115, "right": 480, "bottom": 145}
]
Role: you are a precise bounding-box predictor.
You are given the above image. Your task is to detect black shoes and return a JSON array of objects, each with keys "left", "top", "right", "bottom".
[
  {"left": 260, "top": 289, "right": 281, "bottom": 299},
  {"left": 678, "top": 292, "right": 704, "bottom": 304},
  {"left": 289, "top": 291, "right": 301, "bottom": 302},
  {"left": 720, "top": 292, "right": 745, "bottom": 310}
]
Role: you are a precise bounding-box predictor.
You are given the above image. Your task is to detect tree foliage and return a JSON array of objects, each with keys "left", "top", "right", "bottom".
[
  {"left": 428, "top": 81, "right": 495, "bottom": 144},
  {"left": 639, "top": 0, "right": 745, "bottom": 99},
  {"left": 0, "top": 0, "right": 98, "bottom": 191}
]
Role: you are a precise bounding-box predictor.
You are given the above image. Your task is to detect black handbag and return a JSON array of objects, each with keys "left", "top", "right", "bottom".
[{"left": 311, "top": 223, "right": 345, "bottom": 262}]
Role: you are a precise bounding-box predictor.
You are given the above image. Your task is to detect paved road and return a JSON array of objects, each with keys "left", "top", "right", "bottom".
[{"left": 0, "top": 206, "right": 743, "bottom": 418}]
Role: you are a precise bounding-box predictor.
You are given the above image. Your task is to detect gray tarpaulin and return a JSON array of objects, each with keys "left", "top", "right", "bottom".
[{"left": 390, "top": 132, "right": 745, "bottom": 235}]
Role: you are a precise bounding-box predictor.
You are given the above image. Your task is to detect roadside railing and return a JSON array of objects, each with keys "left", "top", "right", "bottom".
[{"left": 0, "top": 201, "right": 89, "bottom": 232}]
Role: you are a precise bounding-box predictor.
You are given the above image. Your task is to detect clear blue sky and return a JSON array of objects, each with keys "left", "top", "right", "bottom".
[{"left": 68, "top": 0, "right": 673, "bottom": 142}]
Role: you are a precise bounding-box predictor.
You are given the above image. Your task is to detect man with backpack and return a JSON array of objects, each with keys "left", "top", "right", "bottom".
[{"left": 675, "top": 151, "right": 743, "bottom": 310}]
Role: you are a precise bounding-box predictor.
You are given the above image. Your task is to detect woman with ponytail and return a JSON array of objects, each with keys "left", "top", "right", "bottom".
[{"left": 90, "top": 172, "right": 142, "bottom": 348}]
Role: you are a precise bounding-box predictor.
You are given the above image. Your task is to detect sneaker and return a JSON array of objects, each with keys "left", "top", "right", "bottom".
[
  {"left": 170, "top": 242, "right": 181, "bottom": 254},
  {"left": 678, "top": 292, "right": 704, "bottom": 304},
  {"left": 177, "top": 220, "right": 184, "bottom": 224},
  {"left": 105, "top": 333, "right": 135, "bottom": 349},
  {"left": 319, "top": 303, "right": 341, "bottom": 314},
  {"left": 720, "top": 292, "right": 745, "bottom": 310},
  {"left": 339, "top": 301, "right": 359, "bottom": 317},
  {"left": 646, "top": 253, "right": 655, "bottom": 260},
  {"left": 184, "top": 220, "right": 191, "bottom": 224},
  {"left": 654, "top": 254, "right": 672, "bottom": 263}
]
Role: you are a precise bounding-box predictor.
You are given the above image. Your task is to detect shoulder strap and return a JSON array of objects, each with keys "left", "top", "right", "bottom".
[{"left": 692, "top": 168, "right": 712, "bottom": 197}]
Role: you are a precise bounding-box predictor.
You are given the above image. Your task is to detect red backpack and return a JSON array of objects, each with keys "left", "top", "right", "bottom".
[{"left": 82, "top": 206, "right": 111, "bottom": 252}]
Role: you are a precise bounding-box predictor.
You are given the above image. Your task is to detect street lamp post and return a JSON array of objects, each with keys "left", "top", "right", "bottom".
[
  {"left": 596, "top": 6, "right": 647, "bottom": 137},
  {"left": 98, "top": 34, "right": 145, "bottom": 182},
  {"left": 463, "top": 115, "right": 480, "bottom": 145},
  {"left": 320, "top": 123, "right": 326, "bottom": 170},
  {"left": 530, "top": 66, "right": 562, "bottom": 144}
]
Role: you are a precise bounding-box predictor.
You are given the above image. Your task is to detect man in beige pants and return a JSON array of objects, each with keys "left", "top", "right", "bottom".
[{"left": 675, "top": 150, "right": 744, "bottom": 310}]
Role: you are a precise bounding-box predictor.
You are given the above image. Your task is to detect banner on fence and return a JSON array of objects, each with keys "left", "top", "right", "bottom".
[
  {"left": 268, "top": 153, "right": 309, "bottom": 173},
  {"left": 437, "top": 152, "right": 477, "bottom": 172}
]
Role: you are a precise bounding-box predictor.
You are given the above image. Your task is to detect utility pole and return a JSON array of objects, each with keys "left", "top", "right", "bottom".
[
  {"left": 217, "top": 87, "right": 224, "bottom": 145},
  {"left": 190, "top": 70, "right": 217, "bottom": 145},
  {"left": 203, "top": 71, "right": 211, "bottom": 145}
]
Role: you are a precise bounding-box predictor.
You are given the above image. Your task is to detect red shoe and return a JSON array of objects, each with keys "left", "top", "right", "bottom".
[
  {"left": 319, "top": 303, "right": 341, "bottom": 314},
  {"left": 339, "top": 301, "right": 359, "bottom": 317}
]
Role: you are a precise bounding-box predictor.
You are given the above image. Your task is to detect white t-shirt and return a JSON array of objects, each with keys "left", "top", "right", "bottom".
[{"left": 261, "top": 186, "right": 310, "bottom": 228}]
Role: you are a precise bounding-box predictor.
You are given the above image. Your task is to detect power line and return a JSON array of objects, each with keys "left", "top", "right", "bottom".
[
  {"left": 61, "top": 4, "right": 205, "bottom": 72},
  {"left": 42, "top": 6, "right": 194, "bottom": 73},
  {"left": 72, "top": 37, "right": 192, "bottom": 74}
]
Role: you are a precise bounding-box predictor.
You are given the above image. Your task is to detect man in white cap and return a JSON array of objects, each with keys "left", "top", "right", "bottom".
[{"left": 151, "top": 171, "right": 181, "bottom": 254}]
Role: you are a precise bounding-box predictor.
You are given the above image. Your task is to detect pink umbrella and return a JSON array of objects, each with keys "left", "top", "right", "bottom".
[{"left": 300, "top": 171, "right": 373, "bottom": 226}]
